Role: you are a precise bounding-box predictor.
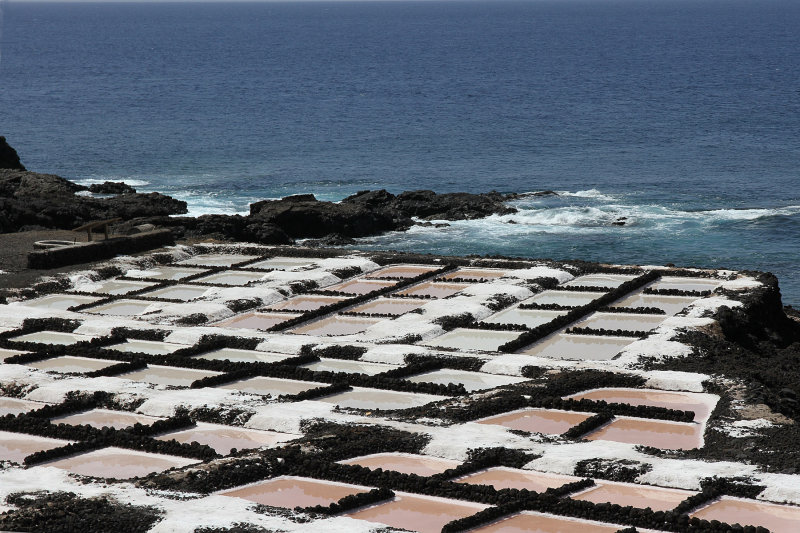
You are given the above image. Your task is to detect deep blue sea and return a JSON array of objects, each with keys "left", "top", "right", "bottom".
[{"left": 1, "top": 1, "right": 799, "bottom": 303}]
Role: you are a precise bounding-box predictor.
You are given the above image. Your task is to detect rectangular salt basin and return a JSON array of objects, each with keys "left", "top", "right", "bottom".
[
  {"left": 470, "top": 511, "right": 624, "bottom": 533},
  {"left": 177, "top": 253, "right": 258, "bottom": 267},
  {"left": 571, "top": 481, "right": 696, "bottom": 511},
  {"left": 317, "top": 387, "right": 447, "bottom": 410},
  {"left": 420, "top": 328, "right": 521, "bottom": 352},
  {"left": 405, "top": 369, "right": 527, "bottom": 392},
  {"left": 43, "top": 447, "right": 198, "bottom": 478},
  {"left": 365, "top": 264, "right": 440, "bottom": 279},
  {"left": 521, "top": 334, "right": 634, "bottom": 360},
  {"left": 267, "top": 294, "right": 345, "bottom": 312},
  {"left": 339, "top": 452, "right": 460, "bottom": 476},
  {"left": 193, "top": 271, "right": 267, "bottom": 286},
  {"left": 10, "top": 331, "right": 93, "bottom": 346},
  {"left": 344, "top": 492, "right": 487, "bottom": 533},
  {"left": 218, "top": 376, "right": 321, "bottom": 397},
  {"left": 348, "top": 297, "right": 428, "bottom": 316},
  {"left": 140, "top": 284, "right": 210, "bottom": 301},
  {"left": 650, "top": 276, "right": 722, "bottom": 292},
  {"left": 326, "top": 278, "right": 397, "bottom": 295},
  {"left": 247, "top": 256, "right": 319, "bottom": 270},
  {"left": 690, "top": 496, "right": 800, "bottom": 533},
  {"left": 476, "top": 408, "right": 593, "bottom": 435},
  {"left": 0, "top": 430, "right": 71, "bottom": 463},
  {"left": 26, "top": 356, "right": 123, "bottom": 374},
  {"left": 289, "top": 315, "right": 382, "bottom": 336},
  {"left": 194, "top": 348, "right": 290, "bottom": 364},
  {"left": 455, "top": 466, "right": 580, "bottom": 492},
  {"left": 156, "top": 422, "right": 298, "bottom": 454},
  {"left": 439, "top": 268, "right": 508, "bottom": 281},
  {"left": 584, "top": 416, "right": 704, "bottom": 450},
  {"left": 564, "top": 388, "right": 719, "bottom": 422},
  {"left": 73, "top": 279, "right": 157, "bottom": 295},
  {"left": 563, "top": 274, "right": 637, "bottom": 289},
  {"left": 395, "top": 281, "right": 470, "bottom": 298},
  {"left": 483, "top": 308, "right": 566, "bottom": 328},
  {"left": 301, "top": 358, "right": 398, "bottom": 376},
  {"left": 83, "top": 299, "right": 157, "bottom": 316},
  {"left": 572, "top": 312, "right": 666, "bottom": 332},
  {"left": 125, "top": 266, "right": 208, "bottom": 280},
  {"left": 220, "top": 476, "right": 370, "bottom": 508},
  {"left": 0, "top": 397, "right": 48, "bottom": 417},
  {"left": 0, "top": 348, "right": 28, "bottom": 361},
  {"left": 106, "top": 339, "right": 186, "bottom": 355},
  {"left": 52, "top": 408, "right": 162, "bottom": 429},
  {"left": 215, "top": 312, "right": 301, "bottom": 330},
  {"left": 610, "top": 293, "right": 698, "bottom": 316},
  {"left": 524, "top": 290, "right": 606, "bottom": 307},
  {"left": 21, "top": 294, "right": 101, "bottom": 310},
  {"left": 119, "top": 365, "right": 221, "bottom": 387}
]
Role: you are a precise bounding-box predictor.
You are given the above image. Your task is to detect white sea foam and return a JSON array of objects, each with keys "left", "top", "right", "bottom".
[
  {"left": 558, "top": 188, "right": 619, "bottom": 201},
  {"left": 75, "top": 178, "right": 151, "bottom": 187}
]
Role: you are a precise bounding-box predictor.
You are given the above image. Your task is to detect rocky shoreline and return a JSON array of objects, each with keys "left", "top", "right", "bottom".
[{"left": 1, "top": 137, "right": 524, "bottom": 246}]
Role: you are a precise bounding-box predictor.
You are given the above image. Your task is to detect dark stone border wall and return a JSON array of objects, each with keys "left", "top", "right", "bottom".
[{"left": 27, "top": 230, "right": 174, "bottom": 270}]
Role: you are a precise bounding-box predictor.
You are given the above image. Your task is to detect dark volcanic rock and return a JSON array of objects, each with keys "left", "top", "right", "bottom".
[
  {"left": 88, "top": 181, "right": 136, "bottom": 194},
  {"left": 342, "top": 188, "right": 517, "bottom": 221},
  {"left": 0, "top": 169, "right": 187, "bottom": 233},
  {"left": 0, "top": 136, "right": 25, "bottom": 170},
  {"left": 249, "top": 193, "right": 407, "bottom": 238},
  {"left": 389, "top": 189, "right": 517, "bottom": 220},
  {"left": 0, "top": 137, "right": 519, "bottom": 243}
]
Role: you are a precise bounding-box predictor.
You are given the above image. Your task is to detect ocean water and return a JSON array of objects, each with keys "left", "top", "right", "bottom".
[{"left": 1, "top": 1, "right": 799, "bottom": 303}]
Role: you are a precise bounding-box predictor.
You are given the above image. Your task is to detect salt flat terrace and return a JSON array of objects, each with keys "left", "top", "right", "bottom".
[{"left": 0, "top": 243, "right": 798, "bottom": 533}]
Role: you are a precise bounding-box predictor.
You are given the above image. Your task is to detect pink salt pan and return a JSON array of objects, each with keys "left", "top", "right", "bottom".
[
  {"left": 476, "top": 408, "right": 593, "bottom": 435},
  {"left": 344, "top": 492, "right": 487, "bottom": 533},
  {"left": 470, "top": 511, "right": 623, "bottom": 533},
  {"left": 155, "top": 423, "right": 297, "bottom": 454},
  {"left": 455, "top": 466, "right": 580, "bottom": 492},
  {"left": 326, "top": 278, "right": 397, "bottom": 295},
  {"left": 395, "top": 281, "right": 470, "bottom": 298},
  {"left": 365, "top": 265, "right": 440, "bottom": 278},
  {"left": 348, "top": 297, "right": 428, "bottom": 316},
  {"left": 215, "top": 312, "right": 300, "bottom": 330},
  {"left": 338, "top": 452, "right": 460, "bottom": 477},
  {"left": 0, "top": 397, "right": 47, "bottom": 417},
  {"left": 51, "top": 409, "right": 162, "bottom": 430},
  {"left": 267, "top": 295, "right": 345, "bottom": 312},
  {"left": 439, "top": 268, "right": 508, "bottom": 281},
  {"left": 564, "top": 388, "right": 718, "bottom": 422},
  {"left": 220, "top": 476, "right": 370, "bottom": 508},
  {"left": 44, "top": 447, "right": 198, "bottom": 478},
  {"left": 218, "top": 376, "right": 320, "bottom": 396},
  {"left": 289, "top": 315, "right": 381, "bottom": 336},
  {"left": 584, "top": 416, "right": 704, "bottom": 450},
  {"left": 0, "top": 430, "right": 71, "bottom": 463},
  {"left": 571, "top": 481, "right": 696, "bottom": 511},
  {"left": 690, "top": 497, "right": 800, "bottom": 533}
]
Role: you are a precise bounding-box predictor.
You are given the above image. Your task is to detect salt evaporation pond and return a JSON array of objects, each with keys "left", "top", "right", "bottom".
[
  {"left": 220, "top": 476, "right": 369, "bottom": 508},
  {"left": 339, "top": 452, "right": 460, "bottom": 476}
]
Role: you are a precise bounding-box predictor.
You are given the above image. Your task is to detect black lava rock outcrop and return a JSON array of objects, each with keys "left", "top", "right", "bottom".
[
  {"left": 249, "top": 193, "right": 408, "bottom": 238},
  {"left": 1, "top": 140, "right": 519, "bottom": 242},
  {"left": 0, "top": 169, "right": 187, "bottom": 233},
  {"left": 88, "top": 181, "right": 136, "bottom": 194},
  {"left": 342, "top": 188, "right": 517, "bottom": 221},
  {"left": 0, "top": 136, "right": 25, "bottom": 170}
]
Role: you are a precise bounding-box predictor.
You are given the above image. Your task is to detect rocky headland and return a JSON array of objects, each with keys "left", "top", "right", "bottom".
[{"left": 0, "top": 137, "right": 521, "bottom": 245}]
